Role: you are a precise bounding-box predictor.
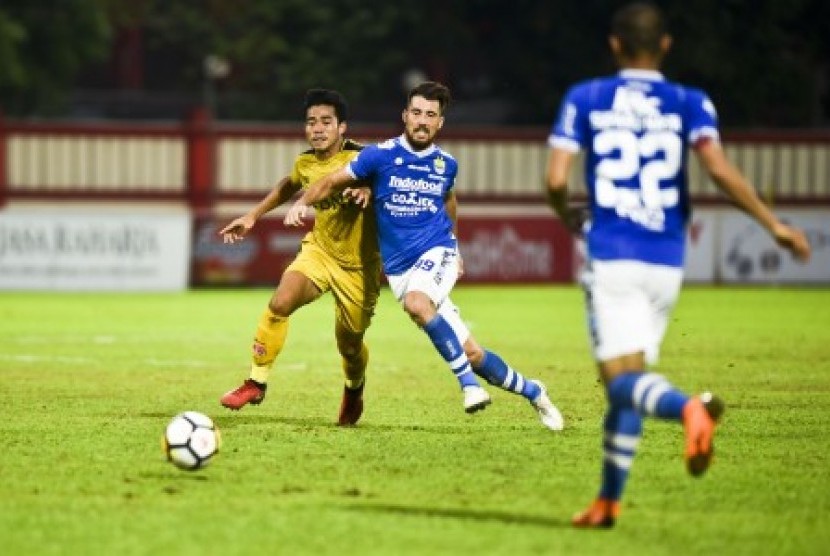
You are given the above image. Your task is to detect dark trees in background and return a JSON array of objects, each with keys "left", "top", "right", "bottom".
[{"left": 0, "top": 0, "right": 827, "bottom": 126}]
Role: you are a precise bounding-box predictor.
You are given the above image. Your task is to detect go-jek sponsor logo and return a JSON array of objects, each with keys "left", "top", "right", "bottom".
[
  {"left": 389, "top": 175, "right": 442, "bottom": 194},
  {"left": 390, "top": 191, "right": 438, "bottom": 213}
]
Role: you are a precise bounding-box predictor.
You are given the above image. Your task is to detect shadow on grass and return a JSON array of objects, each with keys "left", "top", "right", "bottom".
[
  {"left": 347, "top": 502, "right": 568, "bottom": 528},
  {"left": 139, "top": 411, "right": 494, "bottom": 434},
  {"left": 138, "top": 411, "right": 329, "bottom": 429}
]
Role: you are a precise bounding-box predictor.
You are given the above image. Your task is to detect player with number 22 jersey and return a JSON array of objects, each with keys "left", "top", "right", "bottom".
[{"left": 549, "top": 69, "right": 719, "bottom": 267}]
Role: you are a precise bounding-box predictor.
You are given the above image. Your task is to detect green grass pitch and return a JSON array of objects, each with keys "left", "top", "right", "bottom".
[{"left": 1, "top": 286, "right": 829, "bottom": 555}]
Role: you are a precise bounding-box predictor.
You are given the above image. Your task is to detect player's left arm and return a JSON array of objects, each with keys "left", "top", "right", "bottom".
[
  {"left": 695, "top": 139, "right": 811, "bottom": 262},
  {"left": 284, "top": 167, "right": 356, "bottom": 227},
  {"left": 444, "top": 189, "right": 465, "bottom": 276}
]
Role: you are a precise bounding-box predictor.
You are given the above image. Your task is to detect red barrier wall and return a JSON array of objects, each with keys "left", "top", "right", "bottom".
[{"left": 191, "top": 213, "right": 575, "bottom": 286}]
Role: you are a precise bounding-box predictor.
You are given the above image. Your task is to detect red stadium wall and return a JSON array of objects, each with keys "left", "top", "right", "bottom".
[{"left": 191, "top": 213, "right": 575, "bottom": 285}]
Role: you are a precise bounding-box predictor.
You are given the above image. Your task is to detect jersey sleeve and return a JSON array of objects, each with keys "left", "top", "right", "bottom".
[
  {"left": 548, "top": 84, "right": 589, "bottom": 152},
  {"left": 444, "top": 154, "right": 458, "bottom": 193},
  {"left": 345, "top": 144, "right": 381, "bottom": 182},
  {"left": 685, "top": 88, "right": 720, "bottom": 147},
  {"left": 289, "top": 158, "right": 302, "bottom": 186}
]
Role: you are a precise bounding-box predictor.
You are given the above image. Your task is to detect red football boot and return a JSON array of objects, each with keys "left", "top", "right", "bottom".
[
  {"left": 220, "top": 379, "right": 266, "bottom": 410},
  {"left": 338, "top": 381, "right": 364, "bottom": 426}
]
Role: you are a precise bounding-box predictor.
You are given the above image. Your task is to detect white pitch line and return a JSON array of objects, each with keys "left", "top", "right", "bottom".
[
  {"left": 143, "top": 358, "right": 210, "bottom": 368},
  {"left": 0, "top": 353, "right": 93, "bottom": 364}
]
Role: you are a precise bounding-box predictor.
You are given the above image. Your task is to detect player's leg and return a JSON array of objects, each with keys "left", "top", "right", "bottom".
[
  {"left": 602, "top": 264, "right": 724, "bottom": 473},
  {"left": 572, "top": 405, "right": 641, "bottom": 528},
  {"left": 445, "top": 300, "right": 563, "bottom": 430},
  {"left": 220, "top": 247, "right": 326, "bottom": 410},
  {"left": 334, "top": 325, "right": 368, "bottom": 426},
  {"left": 388, "top": 247, "right": 489, "bottom": 413},
  {"left": 574, "top": 261, "right": 724, "bottom": 527},
  {"left": 331, "top": 263, "right": 380, "bottom": 426},
  {"left": 573, "top": 260, "right": 647, "bottom": 526}
]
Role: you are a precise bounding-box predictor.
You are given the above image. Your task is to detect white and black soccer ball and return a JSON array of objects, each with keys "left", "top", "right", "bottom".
[{"left": 163, "top": 411, "right": 221, "bottom": 471}]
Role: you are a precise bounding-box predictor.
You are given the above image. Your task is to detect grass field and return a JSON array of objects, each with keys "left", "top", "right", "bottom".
[{"left": 1, "top": 285, "right": 829, "bottom": 555}]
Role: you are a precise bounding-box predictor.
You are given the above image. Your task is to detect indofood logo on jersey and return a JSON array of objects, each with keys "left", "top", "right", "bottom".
[{"left": 388, "top": 176, "right": 442, "bottom": 194}]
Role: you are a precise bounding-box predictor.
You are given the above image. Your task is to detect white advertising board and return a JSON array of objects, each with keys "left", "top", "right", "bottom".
[
  {"left": 683, "top": 211, "right": 717, "bottom": 283},
  {"left": 718, "top": 209, "right": 830, "bottom": 284},
  {"left": 0, "top": 212, "right": 191, "bottom": 291}
]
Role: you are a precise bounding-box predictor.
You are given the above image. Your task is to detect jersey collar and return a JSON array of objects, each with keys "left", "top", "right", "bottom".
[
  {"left": 619, "top": 69, "right": 665, "bottom": 81},
  {"left": 398, "top": 134, "right": 436, "bottom": 157}
]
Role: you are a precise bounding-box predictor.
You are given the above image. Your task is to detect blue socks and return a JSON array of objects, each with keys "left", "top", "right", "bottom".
[
  {"left": 597, "top": 371, "right": 690, "bottom": 501},
  {"left": 599, "top": 407, "right": 642, "bottom": 500},
  {"left": 607, "top": 371, "right": 688, "bottom": 420},
  {"left": 423, "top": 315, "right": 478, "bottom": 389},
  {"left": 474, "top": 350, "right": 540, "bottom": 401}
]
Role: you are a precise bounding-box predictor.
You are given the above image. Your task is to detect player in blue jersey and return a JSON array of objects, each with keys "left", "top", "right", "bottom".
[
  {"left": 285, "top": 81, "right": 564, "bottom": 430},
  {"left": 545, "top": 2, "right": 811, "bottom": 528}
]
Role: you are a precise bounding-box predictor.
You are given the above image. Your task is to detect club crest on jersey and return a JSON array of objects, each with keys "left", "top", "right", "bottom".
[
  {"left": 612, "top": 86, "right": 660, "bottom": 116},
  {"left": 433, "top": 157, "right": 446, "bottom": 175}
]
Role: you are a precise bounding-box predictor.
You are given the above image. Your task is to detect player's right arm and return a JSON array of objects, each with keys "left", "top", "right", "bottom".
[
  {"left": 694, "top": 140, "right": 811, "bottom": 262},
  {"left": 544, "top": 87, "right": 589, "bottom": 236},
  {"left": 283, "top": 167, "right": 355, "bottom": 227},
  {"left": 220, "top": 175, "right": 301, "bottom": 243},
  {"left": 544, "top": 147, "right": 586, "bottom": 234}
]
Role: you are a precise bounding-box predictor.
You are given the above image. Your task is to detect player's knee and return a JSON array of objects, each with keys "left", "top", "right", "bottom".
[
  {"left": 402, "top": 292, "right": 434, "bottom": 326},
  {"left": 336, "top": 336, "right": 363, "bottom": 359},
  {"left": 267, "top": 297, "right": 295, "bottom": 318}
]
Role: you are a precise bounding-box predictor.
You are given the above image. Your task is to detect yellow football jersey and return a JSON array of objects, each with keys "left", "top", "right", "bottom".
[{"left": 289, "top": 139, "right": 379, "bottom": 269}]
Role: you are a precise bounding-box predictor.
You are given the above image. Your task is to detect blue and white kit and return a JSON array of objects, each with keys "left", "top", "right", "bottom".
[
  {"left": 549, "top": 69, "right": 720, "bottom": 362},
  {"left": 346, "top": 134, "right": 459, "bottom": 276},
  {"left": 550, "top": 68, "right": 719, "bottom": 268},
  {"left": 346, "top": 134, "right": 467, "bottom": 338}
]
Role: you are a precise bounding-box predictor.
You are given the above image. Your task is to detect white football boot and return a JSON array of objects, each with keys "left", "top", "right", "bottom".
[
  {"left": 530, "top": 380, "right": 564, "bottom": 431},
  {"left": 463, "top": 385, "right": 492, "bottom": 413}
]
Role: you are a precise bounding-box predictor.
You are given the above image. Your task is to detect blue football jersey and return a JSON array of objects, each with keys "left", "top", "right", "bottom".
[
  {"left": 346, "top": 135, "right": 458, "bottom": 275},
  {"left": 549, "top": 69, "right": 720, "bottom": 267}
]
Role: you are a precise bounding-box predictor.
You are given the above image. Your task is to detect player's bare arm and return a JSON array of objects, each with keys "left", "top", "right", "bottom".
[
  {"left": 695, "top": 140, "right": 811, "bottom": 262},
  {"left": 342, "top": 184, "right": 372, "bottom": 208},
  {"left": 284, "top": 167, "right": 355, "bottom": 227},
  {"left": 544, "top": 148, "right": 585, "bottom": 235},
  {"left": 444, "top": 189, "right": 464, "bottom": 276},
  {"left": 220, "top": 176, "right": 301, "bottom": 243}
]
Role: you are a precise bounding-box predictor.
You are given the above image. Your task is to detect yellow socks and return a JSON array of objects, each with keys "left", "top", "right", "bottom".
[
  {"left": 342, "top": 342, "right": 368, "bottom": 390},
  {"left": 249, "top": 307, "right": 288, "bottom": 384}
]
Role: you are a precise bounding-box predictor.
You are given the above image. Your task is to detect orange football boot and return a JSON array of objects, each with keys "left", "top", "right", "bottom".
[
  {"left": 572, "top": 498, "right": 620, "bottom": 528},
  {"left": 683, "top": 392, "right": 725, "bottom": 476}
]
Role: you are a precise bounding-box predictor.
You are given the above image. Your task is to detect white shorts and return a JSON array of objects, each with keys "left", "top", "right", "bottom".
[
  {"left": 387, "top": 245, "right": 471, "bottom": 343},
  {"left": 581, "top": 259, "right": 684, "bottom": 365}
]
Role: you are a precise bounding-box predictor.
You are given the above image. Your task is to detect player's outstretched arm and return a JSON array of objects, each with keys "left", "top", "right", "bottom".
[
  {"left": 284, "top": 167, "right": 355, "bottom": 227},
  {"left": 695, "top": 140, "right": 811, "bottom": 262},
  {"left": 343, "top": 185, "right": 372, "bottom": 208},
  {"left": 220, "top": 176, "right": 299, "bottom": 243}
]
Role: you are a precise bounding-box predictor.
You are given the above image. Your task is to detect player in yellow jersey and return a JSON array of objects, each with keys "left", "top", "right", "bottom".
[{"left": 219, "top": 89, "right": 381, "bottom": 426}]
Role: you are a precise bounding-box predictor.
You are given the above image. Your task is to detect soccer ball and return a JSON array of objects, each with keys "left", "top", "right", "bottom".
[{"left": 163, "top": 411, "right": 221, "bottom": 471}]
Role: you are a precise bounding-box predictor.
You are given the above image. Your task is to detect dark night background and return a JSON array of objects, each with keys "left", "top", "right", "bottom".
[{"left": 1, "top": 0, "right": 828, "bottom": 127}]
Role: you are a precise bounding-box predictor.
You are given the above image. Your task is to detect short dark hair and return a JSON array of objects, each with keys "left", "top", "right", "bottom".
[
  {"left": 611, "top": 2, "right": 667, "bottom": 58},
  {"left": 303, "top": 88, "right": 348, "bottom": 122},
  {"left": 407, "top": 81, "right": 451, "bottom": 115}
]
